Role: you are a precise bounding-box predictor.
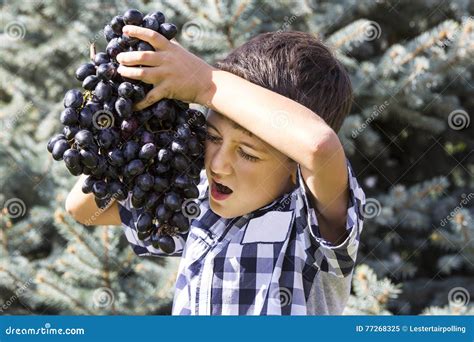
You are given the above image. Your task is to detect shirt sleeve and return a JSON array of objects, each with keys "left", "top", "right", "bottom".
[
  {"left": 297, "top": 158, "right": 366, "bottom": 278},
  {"left": 116, "top": 168, "right": 208, "bottom": 258}
]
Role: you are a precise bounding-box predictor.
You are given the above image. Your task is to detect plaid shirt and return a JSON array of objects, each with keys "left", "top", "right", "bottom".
[{"left": 118, "top": 158, "right": 366, "bottom": 315}]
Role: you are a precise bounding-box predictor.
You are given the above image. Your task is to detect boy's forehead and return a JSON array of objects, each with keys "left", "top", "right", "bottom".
[
  {"left": 208, "top": 111, "right": 253, "bottom": 137},
  {"left": 207, "top": 110, "right": 273, "bottom": 151}
]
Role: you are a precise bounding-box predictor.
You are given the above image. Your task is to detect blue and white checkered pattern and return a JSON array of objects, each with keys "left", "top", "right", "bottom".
[{"left": 118, "top": 158, "right": 366, "bottom": 315}]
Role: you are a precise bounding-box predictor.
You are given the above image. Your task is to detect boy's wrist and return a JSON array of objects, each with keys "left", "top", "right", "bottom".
[{"left": 195, "top": 67, "right": 218, "bottom": 107}]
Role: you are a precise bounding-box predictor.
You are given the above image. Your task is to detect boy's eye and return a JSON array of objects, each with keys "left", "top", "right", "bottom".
[
  {"left": 205, "top": 133, "right": 221, "bottom": 143},
  {"left": 205, "top": 133, "right": 260, "bottom": 162},
  {"left": 238, "top": 149, "right": 259, "bottom": 162}
]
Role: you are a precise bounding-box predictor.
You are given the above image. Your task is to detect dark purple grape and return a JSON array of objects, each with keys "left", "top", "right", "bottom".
[
  {"left": 142, "top": 16, "right": 160, "bottom": 31},
  {"left": 110, "top": 15, "right": 125, "bottom": 35},
  {"left": 47, "top": 134, "right": 66, "bottom": 153},
  {"left": 172, "top": 154, "right": 189, "bottom": 171},
  {"left": 157, "top": 148, "right": 172, "bottom": 163},
  {"left": 136, "top": 212, "right": 153, "bottom": 232},
  {"left": 121, "top": 34, "right": 139, "bottom": 48},
  {"left": 123, "top": 140, "right": 140, "bottom": 161},
  {"left": 115, "top": 97, "right": 133, "bottom": 118},
  {"left": 75, "top": 130, "right": 94, "bottom": 148},
  {"left": 66, "top": 163, "right": 83, "bottom": 176},
  {"left": 106, "top": 38, "right": 123, "bottom": 59},
  {"left": 63, "top": 89, "right": 83, "bottom": 108},
  {"left": 108, "top": 180, "right": 127, "bottom": 200},
  {"left": 52, "top": 139, "right": 70, "bottom": 160},
  {"left": 153, "top": 176, "right": 169, "bottom": 192},
  {"left": 94, "top": 81, "right": 113, "bottom": 102},
  {"left": 173, "top": 174, "right": 191, "bottom": 190},
  {"left": 152, "top": 100, "right": 174, "bottom": 121},
  {"left": 139, "top": 142, "right": 157, "bottom": 160},
  {"left": 63, "top": 126, "right": 80, "bottom": 140},
  {"left": 171, "top": 139, "right": 188, "bottom": 154},
  {"left": 149, "top": 11, "right": 165, "bottom": 25},
  {"left": 97, "top": 63, "right": 117, "bottom": 81},
  {"left": 123, "top": 9, "right": 143, "bottom": 26},
  {"left": 94, "top": 52, "right": 110, "bottom": 66},
  {"left": 186, "top": 109, "right": 206, "bottom": 127},
  {"left": 78, "top": 106, "right": 93, "bottom": 128},
  {"left": 126, "top": 159, "right": 145, "bottom": 176},
  {"left": 120, "top": 118, "right": 139, "bottom": 139},
  {"left": 60, "top": 108, "right": 79, "bottom": 126},
  {"left": 97, "top": 128, "right": 114, "bottom": 149},
  {"left": 140, "top": 130, "right": 154, "bottom": 145},
  {"left": 183, "top": 184, "right": 200, "bottom": 198},
  {"left": 154, "top": 162, "right": 170, "bottom": 174},
  {"left": 137, "top": 41, "right": 154, "bottom": 51},
  {"left": 159, "top": 23, "right": 177, "bottom": 40},
  {"left": 108, "top": 148, "right": 125, "bottom": 166},
  {"left": 132, "top": 184, "right": 147, "bottom": 200},
  {"left": 92, "top": 180, "right": 108, "bottom": 199},
  {"left": 63, "top": 149, "right": 81, "bottom": 168},
  {"left": 187, "top": 136, "right": 203, "bottom": 156},
  {"left": 103, "top": 96, "right": 117, "bottom": 115},
  {"left": 155, "top": 203, "right": 172, "bottom": 221},
  {"left": 80, "top": 149, "right": 99, "bottom": 168},
  {"left": 118, "top": 82, "right": 134, "bottom": 99},
  {"left": 82, "top": 75, "right": 100, "bottom": 90},
  {"left": 132, "top": 84, "right": 146, "bottom": 102},
  {"left": 164, "top": 191, "right": 181, "bottom": 211},
  {"left": 171, "top": 212, "right": 190, "bottom": 233},
  {"left": 155, "top": 234, "right": 175, "bottom": 254},
  {"left": 144, "top": 193, "right": 160, "bottom": 211},
  {"left": 81, "top": 176, "right": 96, "bottom": 194},
  {"left": 91, "top": 157, "right": 108, "bottom": 177},
  {"left": 157, "top": 131, "right": 173, "bottom": 146},
  {"left": 75, "top": 63, "right": 96, "bottom": 81},
  {"left": 104, "top": 25, "right": 118, "bottom": 42},
  {"left": 136, "top": 173, "right": 154, "bottom": 191}
]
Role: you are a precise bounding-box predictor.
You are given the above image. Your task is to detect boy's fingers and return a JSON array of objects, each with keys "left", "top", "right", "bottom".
[
  {"left": 122, "top": 25, "right": 169, "bottom": 51},
  {"left": 117, "top": 65, "right": 158, "bottom": 84},
  {"left": 133, "top": 86, "right": 165, "bottom": 111},
  {"left": 116, "top": 51, "right": 162, "bottom": 67}
]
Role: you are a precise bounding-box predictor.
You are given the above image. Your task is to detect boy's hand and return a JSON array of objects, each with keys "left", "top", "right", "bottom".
[{"left": 116, "top": 25, "right": 216, "bottom": 110}]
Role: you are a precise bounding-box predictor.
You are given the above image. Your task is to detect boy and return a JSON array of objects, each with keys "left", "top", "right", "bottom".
[{"left": 65, "top": 26, "right": 366, "bottom": 315}]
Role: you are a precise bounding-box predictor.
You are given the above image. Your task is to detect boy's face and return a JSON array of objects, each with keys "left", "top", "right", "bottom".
[{"left": 204, "top": 110, "right": 297, "bottom": 218}]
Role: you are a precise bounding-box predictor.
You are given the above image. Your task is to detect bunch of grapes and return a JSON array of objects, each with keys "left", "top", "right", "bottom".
[{"left": 47, "top": 9, "right": 207, "bottom": 254}]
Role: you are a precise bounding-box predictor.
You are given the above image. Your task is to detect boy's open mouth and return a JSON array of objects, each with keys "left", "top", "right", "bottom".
[{"left": 213, "top": 180, "right": 233, "bottom": 195}]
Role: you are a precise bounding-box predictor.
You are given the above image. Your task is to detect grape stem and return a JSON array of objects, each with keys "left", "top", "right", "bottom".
[{"left": 89, "top": 42, "right": 96, "bottom": 62}]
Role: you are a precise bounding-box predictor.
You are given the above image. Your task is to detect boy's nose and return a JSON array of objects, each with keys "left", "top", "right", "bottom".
[{"left": 210, "top": 147, "right": 233, "bottom": 177}]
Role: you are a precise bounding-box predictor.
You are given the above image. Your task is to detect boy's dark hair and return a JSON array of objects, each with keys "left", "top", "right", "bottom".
[{"left": 215, "top": 31, "right": 353, "bottom": 133}]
